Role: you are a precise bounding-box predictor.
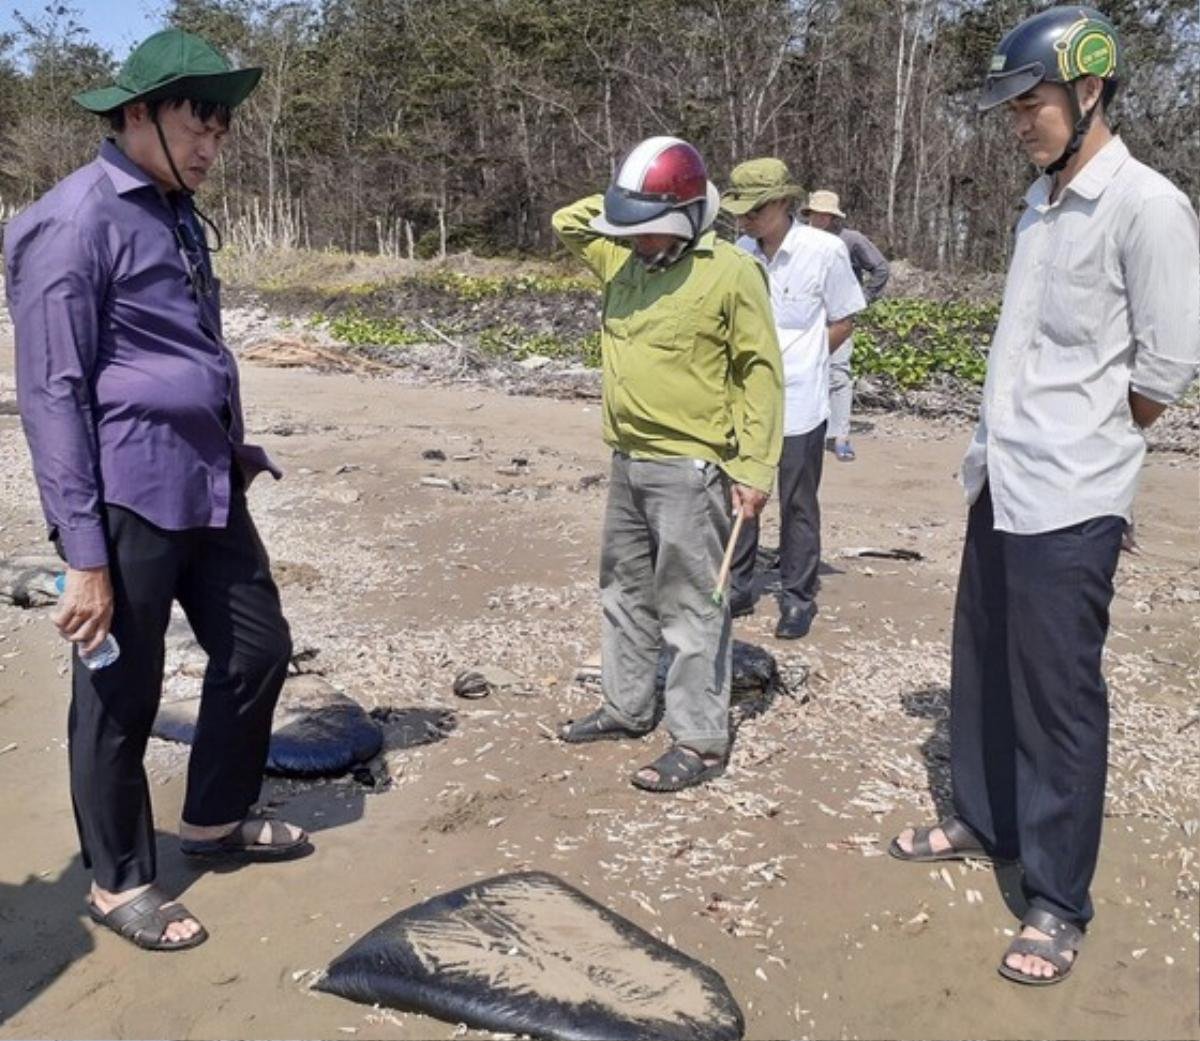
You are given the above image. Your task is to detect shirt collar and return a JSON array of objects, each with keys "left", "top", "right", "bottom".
[
  {"left": 693, "top": 229, "right": 717, "bottom": 255},
  {"left": 1024, "top": 136, "right": 1131, "bottom": 209},
  {"left": 98, "top": 138, "right": 159, "bottom": 197},
  {"left": 749, "top": 219, "right": 804, "bottom": 262}
]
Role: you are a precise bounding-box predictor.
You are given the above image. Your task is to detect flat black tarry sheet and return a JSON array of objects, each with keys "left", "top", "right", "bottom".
[{"left": 315, "top": 870, "right": 744, "bottom": 1041}]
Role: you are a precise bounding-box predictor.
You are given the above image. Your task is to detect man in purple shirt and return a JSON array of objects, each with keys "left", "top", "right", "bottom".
[{"left": 5, "top": 29, "right": 308, "bottom": 952}]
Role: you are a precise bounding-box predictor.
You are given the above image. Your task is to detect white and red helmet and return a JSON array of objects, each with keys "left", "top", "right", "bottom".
[{"left": 591, "top": 136, "right": 720, "bottom": 241}]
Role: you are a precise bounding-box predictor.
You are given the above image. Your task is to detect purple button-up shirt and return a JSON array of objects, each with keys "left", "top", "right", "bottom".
[{"left": 4, "top": 139, "right": 279, "bottom": 569}]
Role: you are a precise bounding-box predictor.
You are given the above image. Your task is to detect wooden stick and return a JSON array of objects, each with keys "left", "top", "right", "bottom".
[{"left": 712, "top": 509, "right": 746, "bottom": 605}]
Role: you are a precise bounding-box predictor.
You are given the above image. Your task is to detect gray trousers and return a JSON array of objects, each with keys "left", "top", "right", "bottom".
[
  {"left": 828, "top": 340, "right": 854, "bottom": 441},
  {"left": 600, "top": 453, "right": 732, "bottom": 756}
]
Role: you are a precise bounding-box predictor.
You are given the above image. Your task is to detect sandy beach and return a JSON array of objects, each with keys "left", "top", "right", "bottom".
[{"left": 0, "top": 332, "right": 1197, "bottom": 1041}]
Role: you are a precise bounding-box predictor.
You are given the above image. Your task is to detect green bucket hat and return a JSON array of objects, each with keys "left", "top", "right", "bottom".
[
  {"left": 720, "top": 158, "right": 803, "bottom": 216},
  {"left": 73, "top": 29, "right": 262, "bottom": 114}
]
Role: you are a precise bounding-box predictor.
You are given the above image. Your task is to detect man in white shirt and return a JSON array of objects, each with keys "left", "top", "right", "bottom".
[
  {"left": 720, "top": 159, "right": 866, "bottom": 638},
  {"left": 890, "top": 6, "right": 1199, "bottom": 987}
]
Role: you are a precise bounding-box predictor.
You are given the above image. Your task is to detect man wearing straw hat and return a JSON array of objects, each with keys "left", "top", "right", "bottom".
[
  {"left": 721, "top": 159, "right": 866, "bottom": 638},
  {"left": 5, "top": 28, "right": 307, "bottom": 952},
  {"left": 803, "top": 190, "right": 890, "bottom": 462},
  {"left": 552, "top": 136, "right": 782, "bottom": 792}
]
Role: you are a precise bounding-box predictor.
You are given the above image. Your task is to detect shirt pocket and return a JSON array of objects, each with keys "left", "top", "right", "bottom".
[
  {"left": 1038, "top": 238, "right": 1102, "bottom": 348},
  {"left": 604, "top": 309, "right": 680, "bottom": 352},
  {"left": 772, "top": 273, "right": 822, "bottom": 329},
  {"left": 604, "top": 277, "right": 682, "bottom": 352}
]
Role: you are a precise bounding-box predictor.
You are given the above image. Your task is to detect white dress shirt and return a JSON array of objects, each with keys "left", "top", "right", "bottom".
[
  {"left": 961, "top": 137, "right": 1199, "bottom": 534},
  {"left": 738, "top": 222, "right": 865, "bottom": 436}
]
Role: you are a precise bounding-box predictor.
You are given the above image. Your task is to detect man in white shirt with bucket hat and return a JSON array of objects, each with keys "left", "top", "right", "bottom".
[{"left": 720, "top": 158, "right": 865, "bottom": 639}]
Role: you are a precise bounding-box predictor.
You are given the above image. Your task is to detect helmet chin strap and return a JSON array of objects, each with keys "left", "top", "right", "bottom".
[
  {"left": 637, "top": 238, "right": 688, "bottom": 272},
  {"left": 153, "top": 112, "right": 192, "bottom": 194},
  {"left": 153, "top": 109, "right": 224, "bottom": 252},
  {"left": 1044, "top": 82, "right": 1098, "bottom": 176},
  {"left": 636, "top": 200, "right": 706, "bottom": 271}
]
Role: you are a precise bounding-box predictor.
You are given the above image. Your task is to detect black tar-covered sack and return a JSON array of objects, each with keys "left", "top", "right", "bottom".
[
  {"left": 315, "top": 871, "right": 744, "bottom": 1040},
  {"left": 153, "top": 675, "right": 382, "bottom": 777}
]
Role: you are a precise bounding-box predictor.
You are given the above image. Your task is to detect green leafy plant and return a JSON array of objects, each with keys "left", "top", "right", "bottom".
[
  {"left": 319, "top": 310, "right": 424, "bottom": 348},
  {"left": 476, "top": 325, "right": 599, "bottom": 366},
  {"left": 417, "top": 270, "right": 598, "bottom": 300},
  {"left": 852, "top": 298, "right": 998, "bottom": 389}
]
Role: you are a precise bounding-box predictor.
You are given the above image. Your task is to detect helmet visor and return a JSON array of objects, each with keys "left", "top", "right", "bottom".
[
  {"left": 597, "top": 185, "right": 681, "bottom": 230},
  {"left": 978, "top": 63, "right": 1045, "bottom": 112}
]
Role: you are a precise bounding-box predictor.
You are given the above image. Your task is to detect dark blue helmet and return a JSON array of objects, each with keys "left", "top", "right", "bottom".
[{"left": 980, "top": 6, "right": 1122, "bottom": 112}]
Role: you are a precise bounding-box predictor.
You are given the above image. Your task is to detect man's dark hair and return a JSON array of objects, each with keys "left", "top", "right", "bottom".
[{"left": 107, "top": 97, "right": 232, "bottom": 133}]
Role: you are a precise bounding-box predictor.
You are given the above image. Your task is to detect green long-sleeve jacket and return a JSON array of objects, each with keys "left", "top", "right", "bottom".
[{"left": 552, "top": 195, "right": 783, "bottom": 492}]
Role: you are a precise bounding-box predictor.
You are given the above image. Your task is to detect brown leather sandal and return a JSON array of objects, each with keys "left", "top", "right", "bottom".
[
  {"left": 888, "top": 815, "right": 1010, "bottom": 863},
  {"left": 180, "top": 815, "right": 310, "bottom": 860},
  {"left": 559, "top": 707, "right": 649, "bottom": 744},
  {"left": 87, "top": 885, "right": 207, "bottom": 951},
  {"left": 631, "top": 745, "right": 726, "bottom": 793},
  {"left": 998, "top": 908, "right": 1083, "bottom": 986}
]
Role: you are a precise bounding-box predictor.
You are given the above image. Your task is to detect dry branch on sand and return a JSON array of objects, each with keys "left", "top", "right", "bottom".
[{"left": 240, "top": 336, "right": 392, "bottom": 375}]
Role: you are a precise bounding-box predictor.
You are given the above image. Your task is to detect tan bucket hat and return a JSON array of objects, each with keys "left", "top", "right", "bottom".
[
  {"left": 719, "top": 157, "right": 804, "bottom": 216},
  {"left": 801, "top": 189, "right": 846, "bottom": 218}
]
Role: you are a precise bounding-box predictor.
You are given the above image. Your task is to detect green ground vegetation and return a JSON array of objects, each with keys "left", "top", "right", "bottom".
[
  {"left": 312, "top": 280, "right": 999, "bottom": 387},
  {"left": 852, "top": 299, "right": 997, "bottom": 389}
]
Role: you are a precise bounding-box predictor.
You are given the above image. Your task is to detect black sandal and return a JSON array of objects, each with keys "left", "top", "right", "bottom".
[
  {"left": 559, "top": 707, "right": 648, "bottom": 744},
  {"left": 888, "top": 815, "right": 1005, "bottom": 863},
  {"left": 180, "top": 815, "right": 310, "bottom": 861},
  {"left": 87, "top": 885, "right": 208, "bottom": 951},
  {"left": 631, "top": 745, "right": 726, "bottom": 793},
  {"left": 997, "top": 908, "right": 1083, "bottom": 986}
]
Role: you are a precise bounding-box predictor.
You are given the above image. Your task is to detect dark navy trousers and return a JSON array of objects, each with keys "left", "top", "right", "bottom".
[
  {"left": 730, "top": 421, "right": 826, "bottom": 614},
  {"left": 949, "top": 485, "right": 1123, "bottom": 928}
]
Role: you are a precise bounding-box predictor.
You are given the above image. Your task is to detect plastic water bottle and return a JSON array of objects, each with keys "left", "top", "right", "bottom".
[{"left": 53, "top": 573, "right": 121, "bottom": 670}]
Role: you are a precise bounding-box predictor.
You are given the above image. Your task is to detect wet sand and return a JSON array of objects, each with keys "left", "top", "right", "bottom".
[{"left": 0, "top": 355, "right": 1196, "bottom": 1041}]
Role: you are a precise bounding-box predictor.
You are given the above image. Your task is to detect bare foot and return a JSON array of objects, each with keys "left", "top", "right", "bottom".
[{"left": 90, "top": 883, "right": 203, "bottom": 945}]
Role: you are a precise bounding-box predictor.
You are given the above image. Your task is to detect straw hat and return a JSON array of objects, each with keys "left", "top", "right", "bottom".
[{"left": 801, "top": 190, "right": 846, "bottom": 219}]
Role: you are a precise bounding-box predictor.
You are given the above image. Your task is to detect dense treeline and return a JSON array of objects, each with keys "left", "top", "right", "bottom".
[{"left": 0, "top": 0, "right": 1195, "bottom": 270}]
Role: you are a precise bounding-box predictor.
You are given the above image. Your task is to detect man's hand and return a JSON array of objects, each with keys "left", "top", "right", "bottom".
[
  {"left": 1129, "top": 390, "right": 1167, "bottom": 429},
  {"left": 828, "top": 317, "right": 854, "bottom": 353},
  {"left": 731, "top": 484, "right": 769, "bottom": 518},
  {"left": 52, "top": 566, "right": 114, "bottom": 654},
  {"left": 1121, "top": 520, "right": 1140, "bottom": 555}
]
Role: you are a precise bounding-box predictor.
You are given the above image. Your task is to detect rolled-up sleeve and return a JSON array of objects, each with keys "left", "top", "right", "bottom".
[
  {"left": 1125, "top": 191, "right": 1200, "bottom": 404},
  {"left": 825, "top": 240, "right": 867, "bottom": 323},
  {"left": 7, "top": 217, "right": 109, "bottom": 568},
  {"left": 723, "top": 257, "right": 783, "bottom": 492}
]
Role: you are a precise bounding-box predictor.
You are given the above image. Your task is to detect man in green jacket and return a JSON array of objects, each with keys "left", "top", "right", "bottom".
[{"left": 553, "top": 136, "right": 783, "bottom": 792}]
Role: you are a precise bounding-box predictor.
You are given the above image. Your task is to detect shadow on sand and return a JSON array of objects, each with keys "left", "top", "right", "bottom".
[
  {"left": 900, "top": 683, "right": 1025, "bottom": 917},
  {"left": 0, "top": 705, "right": 455, "bottom": 1025}
]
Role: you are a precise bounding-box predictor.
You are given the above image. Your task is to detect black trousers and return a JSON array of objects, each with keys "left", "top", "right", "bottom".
[
  {"left": 949, "top": 485, "right": 1123, "bottom": 928},
  {"left": 67, "top": 492, "right": 291, "bottom": 892},
  {"left": 730, "top": 422, "right": 826, "bottom": 613}
]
